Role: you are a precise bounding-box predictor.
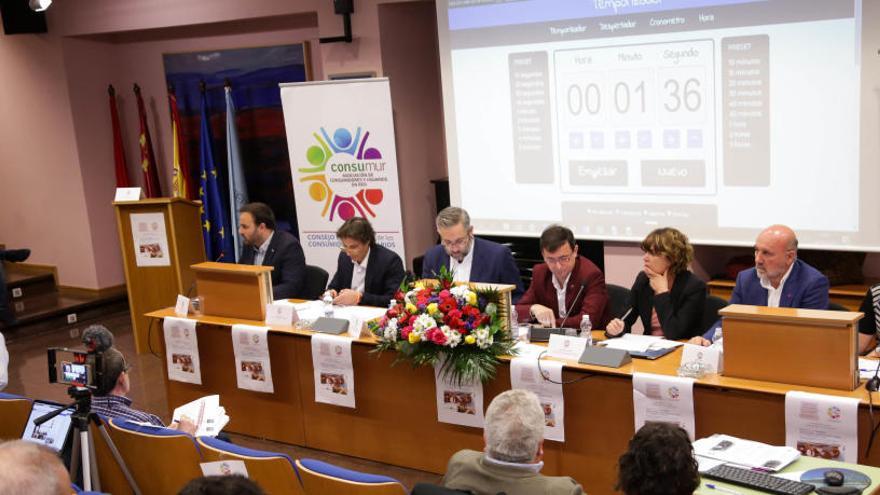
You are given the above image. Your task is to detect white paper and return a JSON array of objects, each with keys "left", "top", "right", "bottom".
[
  {"left": 785, "top": 391, "right": 860, "bottom": 463},
  {"left": 680, "top": 343, "right": 723, "bottom": 374},
  {"left": 510, "top": 357, "right": 565, "bottom": 441},
  {"left": 114, "top": 187, "right": 144, "bottom": 202},
  {"left": 512, "top": 342, "right": 547, "bottom": 359},
  {"left": 859, "top": 358, "right": 879, "bottom": 380},
  {"left": 693, "top": 434, "right": 800, "bottom": 472},
  {"left": 174, "top": 295, "right": 190, "bottom": 317},
  {"left": 632, "top": 372, "right": 695, "bottom": 440},
  {"left": 434, "top": 362, "right": 484, "bottom": 428},
  {"left": 172, "top": 395, "right": 229, "bottom": 437},
  {"left": 200, "top": 460, "right": 249, "bottom": 477},
  {"left": 546, "top": 334, "right": 589, "bottom": 362},
  {"left": 311, "top": 333, "right": 355, "bottom": 408},
  {"left": 265, "top": 302, "right": 298, "bottom": 326},
  {"left": 163, "top": 317, "right": 202, "bottom": 385},
  {"left": 130, "top": 212, "right": 171, "bottom": 267},
  {"left": 231, "top": 325, "right": 274, "bottom": 393},
  {"left": 603, "top": 334, "right": 683, "bottom": 353},
  {"left": 292, "top": 301, "right": 384, "bottom": 337}
]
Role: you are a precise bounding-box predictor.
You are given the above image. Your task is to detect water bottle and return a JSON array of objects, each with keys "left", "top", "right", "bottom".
[
  {"left": 579, "top": 315, "right": 593, "bottom": 345},
  {"left": 322, "top": 293, "right": 334, "bottom": 317}
]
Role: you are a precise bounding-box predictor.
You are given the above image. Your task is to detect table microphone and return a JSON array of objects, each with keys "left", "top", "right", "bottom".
[
  {"left": 868, "top": 352, "right": 880, "bottom": 392},
  {"left": 558, "top": 283, "right": 586, "bottom": 328}
]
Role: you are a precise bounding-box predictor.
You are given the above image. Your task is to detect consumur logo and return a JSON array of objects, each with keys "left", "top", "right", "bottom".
[{"left": 298, "top": 126, "right": 386, "bottom": 221}]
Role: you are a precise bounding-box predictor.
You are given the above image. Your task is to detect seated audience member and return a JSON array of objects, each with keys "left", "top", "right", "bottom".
[
  {"left": 690, "top": 224, "right": 829, "bottom": 346},
  {"left": 0, "top": 248, "right": 31, "bottom": 328},
  {"left": 325, "top": 217, "right": 405, "bottom": 306},
  {"left": 422, "top": 207, "right": 524, "bottom": 302},
  {"left": 178, "top": 475, "right": 264, "bottom": 495},
  {"left": 515, "top": 225, "right": 609, "bottom": 328},
  {"left": 0, "top": 332, "right": 7, "bottom": 391},
  {"left": 606, "top": 228, "right": 706, "bottom": 340},
  {"left": 0, "top": 440, "right": 72, "bottom": 495},
  {"left": 442, "top": 389, "right": 583, "bottom": 495},
  {"left": 238, "top": 202, "right": 307, "bottom": 300},
  {"left": 617, "top": 422, "right": 699, "bottom": 495},
  {"left": 858, "top": 283, "right": 880, "bottom": 354},
  {"left": 90, "top": 346, "right": 196, "bottom": 434}
]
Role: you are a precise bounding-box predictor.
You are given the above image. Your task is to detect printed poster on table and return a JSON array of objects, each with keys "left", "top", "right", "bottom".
[
  {"left": 785, "top": 391, "right": 859, "bottom": 463},
  {"left": 279, "top": 78, "right": 406, "bottom": 275},
  {"left": 311, "top": 333, "right": 355, "bottom": 408},
  {"left": 162, "top": 317, "right": 201, "bottom": 385},
  {"left": 129, "top": 212, "right": 171, "bottom": 267},
  {"left": 632, "top": 372, "right": 695, "bottom": 439},
  {"left": 510, "top": 357, "right": 565, "bottom": 442},
  {"left": 434, "top": 361, "right": 484, "bottom": 428},
  {"left": 231, "top": 324, "right": 274, "bottom": 393}
]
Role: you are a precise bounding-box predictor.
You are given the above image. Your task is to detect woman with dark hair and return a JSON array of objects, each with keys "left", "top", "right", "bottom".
[
  {"left": 617, "top": 422, "right": 700, "bottom": 495},
  {"left": 605, "top": 227, "right": 706, "bottom": 340}
]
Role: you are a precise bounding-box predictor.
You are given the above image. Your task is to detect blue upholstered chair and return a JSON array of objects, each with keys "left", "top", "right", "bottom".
[
  {"left": 295, "top": 458, "right": 407, "bottom": 495},
  {"left": 197, "top": 436, "right": 305, "bottom": 494},
  {"left": 0, "top": 392, "right": 31, "bottom": 440}
]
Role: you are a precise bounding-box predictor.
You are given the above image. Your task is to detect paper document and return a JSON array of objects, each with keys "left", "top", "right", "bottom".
[
  {"left": 510, "top": 357, "right": 565, "bottom": 441},
  {"left": 294, "top": 300, "right": 385, "bottom": 336},
  {"left": 200, "top": 460, "right": 248, "bottom": 477},
  {"left": 163, "top": 317, "right": 202, "bottom": 385},
  {"left": 693, "top": 434, "right": 800, "bottom": 471},
  {"left": 130, "top": 212, "right": 171, "bottom": 267},
  {"left": 785, "top": 391, "right": 859, "bottom": 463},
  {"left": 603, "top": 334, "right": 683, "bottom": 353},
  {"left": 859, "top": 358, "right": 879, "bottom": 380},
  {"left": 632, "top": 372, "right": 695, "bottom": 439},
  {"left": 172, "top": 395, "right": 229, "bottom": 437},
  {"left": 434, "top": 361, "right": 484, "bottom": 428},
  {"left": 231, "top": 324, "right": 274, "bottom": 393},
  {"left": 511, "top": 342, "right": 547, "bottom": 359},
  {"left": 311, "top": 333, "right": 356, "bottom": 408}
]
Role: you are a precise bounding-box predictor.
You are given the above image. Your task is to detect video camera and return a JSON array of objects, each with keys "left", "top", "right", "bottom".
[{"left": 47, "top": 348, "right": 102, "bottom": 388}]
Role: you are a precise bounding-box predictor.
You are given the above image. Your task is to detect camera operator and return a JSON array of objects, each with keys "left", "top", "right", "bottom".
[{"left": 90, "top": 346, "right": 196, "bottom": 435}]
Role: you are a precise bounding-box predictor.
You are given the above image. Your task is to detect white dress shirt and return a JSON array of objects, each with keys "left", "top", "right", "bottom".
[
  {"left": 759, "top": 261, "right": 795, "bottom": 308},
  {"left": 450, "top": 245, "right": 475, "bottom": 283},
  {"left": 351, "top": 248, "right": 370, "bottom": 293},
  {"left": 253, "top": 232, "right": 274, "bottom": 267},
  {"left": 552, "top": 273, "right": 572, "bottom": 318},
  {"left": 0, "top": 332, "right": 8, "bottom": 391}
]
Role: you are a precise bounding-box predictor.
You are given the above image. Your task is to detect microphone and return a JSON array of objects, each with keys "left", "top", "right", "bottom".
[
  {"left": 868, "top": 354, "right": 880, "bottom": 392},
  {"left": 559, "top": 283, "right": 587, "bottom": 328},
  {"left": 81, "top": 325, "right": 115, "bottom": 353}
]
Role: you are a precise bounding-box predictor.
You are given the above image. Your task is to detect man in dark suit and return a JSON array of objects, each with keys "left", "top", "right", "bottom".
[
  {"left": 515, "top": 225, "right": 609, "bottom": 328},
  {"left": 237, "top": 202, "right": 307, "bottom": 300},
  {"left": 692, "top": 224, "right": 829, "bottom": 345},
  {"left": 422, "top": 207, "right": 523, "bottom": 302},
  {"left": 326, "top": 217, "right": 405, "bottom": 306}
]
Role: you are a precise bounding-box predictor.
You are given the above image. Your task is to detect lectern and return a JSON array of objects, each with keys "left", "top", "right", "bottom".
[
  {"left": 192, "top": 262, "right": 274, "bottom": 321},
  {"left": 114, "top": 198, "right": 205, "bottom": 354}
]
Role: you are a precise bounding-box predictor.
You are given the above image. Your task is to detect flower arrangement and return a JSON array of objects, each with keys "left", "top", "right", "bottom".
[{"left": 369, "top": 266, "right": 517, "bottom": 384}]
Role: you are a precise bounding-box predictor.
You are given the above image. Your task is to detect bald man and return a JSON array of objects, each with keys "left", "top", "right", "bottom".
[
  {"left": 0, "top": 440, "right": 72, "bottom": 495},
  {"left": 691, "top": 225, "right": 829, "bottom": 346}
]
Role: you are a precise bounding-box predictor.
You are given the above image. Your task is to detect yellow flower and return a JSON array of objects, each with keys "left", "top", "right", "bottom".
[
  {"left": 464, "top": 335, "right": 476, "bottom": 345},
  {"left": 406, "top": 303, "right": 418, "bottom": 314},
  {"left": 414, "top": 281, "right": 425, "bottom": 290},
  {"left": 467, "top": 292, "right": 477, "bottom": 305},
  {"left": 427, "top": 303, "right": 439, "bottom": 315},
  {"left": 408, "top": 332, "right": 421, "bottom": 344}
]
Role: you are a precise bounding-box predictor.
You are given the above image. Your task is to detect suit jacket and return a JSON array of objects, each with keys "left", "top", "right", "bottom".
[
  {"left": 422, "top": 237, "right": 524, "bottom": 302},
  {"left": 238, "top": 230, "right": 306, "bottom": 300},
  {"left": 442, "top": 450, "right": 582, "bottom": 495},
  {"left": 704, "top": 258, "right": 829, "bottom": 340},
  {"left": 515, "top": 255, "right": 609, "bottom": 328},
  {"left": 327, "top": 243, "right": 405, "bottom": 307},
  {"left": 613, "top": 270, "right": 706, "bottom": 340}
]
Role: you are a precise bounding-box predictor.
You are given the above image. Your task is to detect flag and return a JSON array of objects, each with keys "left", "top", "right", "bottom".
[
  {"left": 225, "top": 84, "right": 248, "bottom": 262},
  {"left": 134, "top": 84, "right": 163, "bottom": 197},
  {"left": 198, "top": 86, "right": 234, "bottom": 262},
  {"left": 168, "top": 87, "right": 193, "bottom": 199},
  {"left": 108, "top": 85, "right": 131, "bottom": 188}
]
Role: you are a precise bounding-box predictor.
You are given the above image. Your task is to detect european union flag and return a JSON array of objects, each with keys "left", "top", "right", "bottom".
[{"left": 198, "top": 88, "right": 234, "bottom": 262}]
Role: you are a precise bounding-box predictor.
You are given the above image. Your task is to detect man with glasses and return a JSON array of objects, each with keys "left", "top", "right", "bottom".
[
  {"left": 515, "top": 225, "right": 609, "bottom": 329},
  {"left": 325, "top": 217, "right": 405, "bottom": 306},
  {"left": 690, "top": 224, "right": 829, "bottom": 345},
  {"left": 422, "top": 207, "right": 524, "bottom": 302},
  {"left": 238, "top": 202, "right": 307, "bottom": 300}
]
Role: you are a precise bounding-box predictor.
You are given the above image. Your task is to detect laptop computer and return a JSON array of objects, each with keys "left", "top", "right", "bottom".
[{"left": 21, "top": 399, "right": 74, "bottom": 454}]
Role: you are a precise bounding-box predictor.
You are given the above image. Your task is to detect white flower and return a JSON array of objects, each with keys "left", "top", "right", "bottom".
[
  {"left": 440, "top": 325, "right": 461, "bottom": 348},
  {"left": 474, "top": 326, "right": 493, "bottom": 349},
  {"left": 383, "top": 318, "right": 398, "bottom": 341},
  {"left": 413, "top": 314, "right": 437, "bottom": 332},
  {"left": 449, "top": 285, "right": 474, "bottom": 304}
]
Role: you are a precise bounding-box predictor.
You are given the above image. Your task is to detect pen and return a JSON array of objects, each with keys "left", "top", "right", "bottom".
[{"left": 706, "top": 483, "right": 744, "bottom": 495}]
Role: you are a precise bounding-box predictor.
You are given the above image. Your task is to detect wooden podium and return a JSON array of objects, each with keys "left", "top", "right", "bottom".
[
  {"left": 192, "top": 262, "right": 273, "bottom": 321},
  {"left": 114, "top": 198, "right": 205, "bottom": 354},
  {"left": 720, "top": 304, "right": 863, "bottom": 390}
]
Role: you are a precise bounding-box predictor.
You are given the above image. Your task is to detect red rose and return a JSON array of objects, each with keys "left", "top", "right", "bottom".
[
  {"left": 394, "top": 290, "right": 405, "bottom": 300},
  {"left": 428, "top": 328, "right": 447, "bottom": 345},
  {"left": 439, "top": 289, "right": 451, "bottom": 299},
  {"left": 401, "top": 326, "right": 412, "bottom": 339}
]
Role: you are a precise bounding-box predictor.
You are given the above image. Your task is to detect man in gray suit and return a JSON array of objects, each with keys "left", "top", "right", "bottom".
[{"left": 442, "top": 389, "right": 583, "bottom": 495}]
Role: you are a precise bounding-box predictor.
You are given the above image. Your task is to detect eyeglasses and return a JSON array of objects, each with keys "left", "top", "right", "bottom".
[
  {"left": 441, "top": 236, "right": 470, "bottom": 249},
  {"left": 544, "top": 254, "right": 573, "bottom": 265}
]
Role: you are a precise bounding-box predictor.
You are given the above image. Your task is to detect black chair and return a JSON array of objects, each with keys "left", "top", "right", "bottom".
[
  {"left": 606, "top": 284, "right": 632, "bottom": 320},
  {"left": 410, "top": 483, "right": 471, "bottom": 495},
  {"left": 828, "top": 302, "right": 848, "bottom": 311},
  {"left": 301, "top": 264, "right": 329, "bottom": 300},
  {"left": 412, "top": 255, "right": 424, "bottom": 279},
  {"left": 700, "top": 294, "right": 729, "bottom": 335}
]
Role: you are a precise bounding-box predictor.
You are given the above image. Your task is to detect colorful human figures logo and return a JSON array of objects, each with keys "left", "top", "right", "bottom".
[{"left": 299, "top": 126, "right": 385, "bottom": 221}]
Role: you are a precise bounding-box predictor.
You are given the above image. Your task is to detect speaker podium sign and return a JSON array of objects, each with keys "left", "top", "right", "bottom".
[{"left": 280, "top": 78, "right": 406, "bottom": 275}]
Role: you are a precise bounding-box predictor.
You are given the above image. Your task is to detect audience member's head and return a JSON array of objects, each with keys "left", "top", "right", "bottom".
[
  {"left": 483, "top": 389, "right": 545, "bottom": 464},
  {"left": 95, "top": 346, "right": 130, "bottom": 397},
  {"left": 754, "top": 224, "right": 798, "bottom": 285},
  {"left": 0, "top": 440, "right": 72, "bottom": 495},
  {"left": 640, "top": 227, "right": 694, "bottom": 276},
  {"left": 239, "top": 202, "right": 277, "bottom": 247},
  {"left": 435, "top": 207, "right": 474, "bottom": 263},
  {"left": 178, "top": 475, "right": 264, "bottom": 495},
  {"left": 617, "top": 422, "right": 699, "bottom": 495},
  {"left": 336, "top": 217, "right": 376, "bottom": 264}
]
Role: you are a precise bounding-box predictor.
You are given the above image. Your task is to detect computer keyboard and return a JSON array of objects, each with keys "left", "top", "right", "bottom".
[{"left": 703, "top": 464, "right": 815, "bottom": 495}]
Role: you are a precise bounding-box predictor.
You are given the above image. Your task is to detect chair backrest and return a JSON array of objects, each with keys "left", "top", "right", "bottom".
[
  {"left": 197, "top": 436, "right": 304, "bottom": 495},
  {"left": 302, "top": 264, "right": 330, "bottom": 300},
  {"left": 0, "top": 392, "right": 32, "bottom": 441},
  {"left": 700, "top": 295, "right": 730, "bottom": 334},
  {"left": 410, "top": 483, "right": 471, "bottom": 495},
  {"left": 295, "top": 458, "right": 407, "bottom": 495},
  {"left": 606, "top": 284, "right": 632, "bottom": 320},
  {"left": 107, "top": 418, "right": 203, "bottom": 494},
  {"left": 827, "top": 302, "right": 849, "bottom": 311},
  {"left": 90, "top": 415, "right": 139, "bottom": 495}
]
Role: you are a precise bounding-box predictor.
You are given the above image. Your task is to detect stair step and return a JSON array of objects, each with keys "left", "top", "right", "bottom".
[
  {"left": 3, "top": 289, "right": 128, "bottom": 339},
  {"left": 4, "top": 263, "right": 56, "bottom": 299}
]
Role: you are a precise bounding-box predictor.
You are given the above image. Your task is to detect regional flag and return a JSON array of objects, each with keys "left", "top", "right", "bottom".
[
  {"left": 198, "top": 86, "right": 235, "bottom": 262},
  {"left": 107, "top": 84, "right": 131, "bottom": 188},
  {"left": 168, "top": 87, "right": 193, "bottom": 199},
  {"left": 225, "top": 84, "right": 248, "bottom": 262},
  {"left": 134, "top": 84, "right": 163, "bottom": 198}
]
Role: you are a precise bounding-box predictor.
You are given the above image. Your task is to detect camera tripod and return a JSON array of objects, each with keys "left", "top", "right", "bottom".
[{"left": 34, "top": 386, "right": 141, "bottom": 494}]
